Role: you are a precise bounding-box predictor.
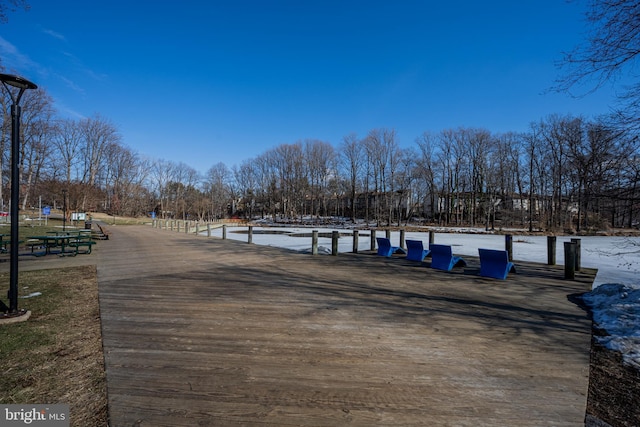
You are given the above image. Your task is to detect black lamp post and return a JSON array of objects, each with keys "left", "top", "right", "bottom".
[
  {"left": 62, "top": 189, "right": 67, "bottom": 232},
  {"left": 0, "top": 73, "right": 37, "bottom": 315}
]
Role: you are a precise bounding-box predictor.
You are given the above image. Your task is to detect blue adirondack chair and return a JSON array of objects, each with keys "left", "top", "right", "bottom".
[
  {"left": 405, "top": 239, "right": 430, "bottom": 262},
  {"left": 478, "top": 248, "right": 516, "bottom": 280},
  {"left": 376, "top": 237, "right": 406, "bottom": 257},
  {"left": 429, "top": 244, "right": 467, "bottom": 271}
]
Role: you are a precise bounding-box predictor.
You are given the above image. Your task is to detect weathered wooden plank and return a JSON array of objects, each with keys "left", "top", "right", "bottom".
[{"left": 94, "top": 226, "right": 593, "bottom": 426}]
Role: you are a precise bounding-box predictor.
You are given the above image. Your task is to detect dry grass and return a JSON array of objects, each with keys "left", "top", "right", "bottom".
[{"left": 0, "top": 266, "right": 108, "bottom": 427}]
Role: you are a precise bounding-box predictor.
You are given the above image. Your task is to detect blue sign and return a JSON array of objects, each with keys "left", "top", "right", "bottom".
[{"left": 42, "top": 206, "right": 51, "bottom": 216}]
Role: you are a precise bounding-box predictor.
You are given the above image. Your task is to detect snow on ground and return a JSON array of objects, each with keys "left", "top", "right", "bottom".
[{"left": 203, "top": 225, "right": 640, "bottom": 368}]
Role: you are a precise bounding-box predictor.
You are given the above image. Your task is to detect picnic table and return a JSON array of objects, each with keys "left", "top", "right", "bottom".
[
  {"left": 28, "top": 234, "right": 73, "bottom": 255},
  {"left": 0, "top": 234, "right": 23, "bottom": 253},
  {"left": 28, "top": 233, "right": 96, "bottom": 256}
]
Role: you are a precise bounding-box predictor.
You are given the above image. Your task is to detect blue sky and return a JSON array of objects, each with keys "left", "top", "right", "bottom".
[{"left": 0, "top": 1, "right": 619, "bottom": 173}]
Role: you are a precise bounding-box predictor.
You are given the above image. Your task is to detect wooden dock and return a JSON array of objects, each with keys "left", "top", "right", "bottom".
[{"left": 73, "top": 226, "right": 598, "bottom": 425}]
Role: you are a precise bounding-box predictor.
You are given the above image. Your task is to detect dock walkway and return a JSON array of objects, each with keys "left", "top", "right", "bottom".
[{"left": 15, "top": 225, "right": 598, "bottom": 426}]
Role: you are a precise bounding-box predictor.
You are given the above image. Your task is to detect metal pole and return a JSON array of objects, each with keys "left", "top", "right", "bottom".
[
  {"left": 8, "top": 104, "right": 20, "bottom": 313},
  {"left": 62, "top": 189, "right": 67, "bottom": 232},
  {"left": 1, "top": 74, "right": 36, "bottom": 315}
]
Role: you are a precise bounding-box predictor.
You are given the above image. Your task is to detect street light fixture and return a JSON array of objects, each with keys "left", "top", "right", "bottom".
[{"left": 0, "top": 73, "right": 37, "bottom": 317}]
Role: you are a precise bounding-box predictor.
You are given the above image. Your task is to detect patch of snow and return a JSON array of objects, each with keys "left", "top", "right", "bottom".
[
  {"left": 20, "top": 292, "right": 42, "bottom": 299},
  {"left": 582, "top": 283, "right": 640, "bottom": 368}
]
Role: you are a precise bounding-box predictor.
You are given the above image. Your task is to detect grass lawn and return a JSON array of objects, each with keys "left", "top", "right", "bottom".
[{"left": 0, "top": 266, "right": 108, "bottom": 427}]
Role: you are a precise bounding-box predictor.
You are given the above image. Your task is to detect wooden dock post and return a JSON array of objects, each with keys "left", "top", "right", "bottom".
[
  {"left": 370, "top": 229, "right": 376, "bottom": 252},
  {"left": 505, "top": 234, "right": 513, "bottom": 261},
  {"left": 222, "top": 224, "right": 227, "bottom": 240},
  {"left": 429, "top": 230, "right": 435, "bottom": 246},
  {"left": 312, "top": 230, "right": 318, "bottom": 255},
  {"left": 571, "top": 238, "right": 581, "bottom": 271},
  {"left": 400, "top": 229, "right": 405, "bottom": 250},
  {"left": 547, "top": 236, "right": 556, "bottom": 265},
  {"left": 352, "top": 230, "right": 359, "bottom": 253},
  {"left": 248, "top": 226, "right": 253, "bottom": 244},
  {"left": 207, "top": 223, "right": 211, "bottom": 237},
  {"left": 331, "top": 231, "right": 339, "bottom": 256},
  {"left": 564, "top": 241, "right": 576, "bottom": 280}
]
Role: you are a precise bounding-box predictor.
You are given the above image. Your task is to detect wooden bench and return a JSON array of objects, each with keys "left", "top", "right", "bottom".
[
  {"left": 405, "top": 239, "right": 430, "bottom": 262},
  {"left": 429, "top": 244, "right": 467, "bottom": 271},
  {"left": 478, "top": 248, "right": 516, "bottom": 280},
  {"left": 91, "top": 223, "right": 110, "bottom": 240},
  {"left": 376, "top": 237, "right": 406, "bottom": 257}
]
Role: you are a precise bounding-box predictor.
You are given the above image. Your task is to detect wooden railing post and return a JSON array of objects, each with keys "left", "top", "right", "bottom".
[
  {"left": 331, "top": 231, "right": 339, "bottom": 256},
  {"left": 547, "top": 236, "right": 556, "bottom": 265},
  {"left": 429, "top": 230, "right": 435, "bottom": 247},
  {"left": 352, "top": 230, "right": 359, "bottom": 253},
  {"left": 571, "top": 238, "right": 581, "bottom": 271},
  {"left": 248, "top": 225, "right": 253, "bottom": 244},
  {"left": 505, "top": 234, "right": 513, "bottom": 262},
  {"left": 312, "top": 230, "right": 318, "bottom": 255},
  {"left": 400, "top": 229, "right": 405, "bottom": 250},
  {"left": 370, "top": 229, "right": 376, "bottom": 252},
  {"left": 564, "top": 241, "right": 576, "bottom": 280}
]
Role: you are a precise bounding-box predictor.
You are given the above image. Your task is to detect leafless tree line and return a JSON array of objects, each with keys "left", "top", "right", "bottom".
[
  {"left": 229, "top": 118, "right": 639, "bottom": 231},
  {"left": 0, "top": 85, "right": 151, "bottom": 217},
  {"left": 2, "top": 82, "right": 639, "bottom": 230}
]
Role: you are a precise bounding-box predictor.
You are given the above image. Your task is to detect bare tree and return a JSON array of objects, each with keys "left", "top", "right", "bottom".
[
  {"left": 415, "top": 132, "right": 438, "bottom": 222},
  {"left": 232, "top": 159, "right": 259, "bottom": 219},
  {"left": 0, "top": 0, "right": 29, "bottom": 23},
  {"left": 51, "top": 118, "right": 83, "bottom": 183},
  {"left": 339, "top": 133, "right": 363, "bottom": 223},
  {"left": 101, "top": 143, "right": 147, "bottom": 216},
  {"left": 204, "top": 162, "right": 231, "bottom": 220},
  {"left": 304, "top": 139, "right": 336, "bottom": 220},
  {"left": 557, "top": 0, "right": 640, "bottom": 129},
  {"left": 149, "top": 159, "right": 175, "bottom": 219},
  {"left": 79, "top": 114, "right": 120, "bottom": 187},
  {"left": 16, "top": 88, "right": 55, "bottom": 210}
]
